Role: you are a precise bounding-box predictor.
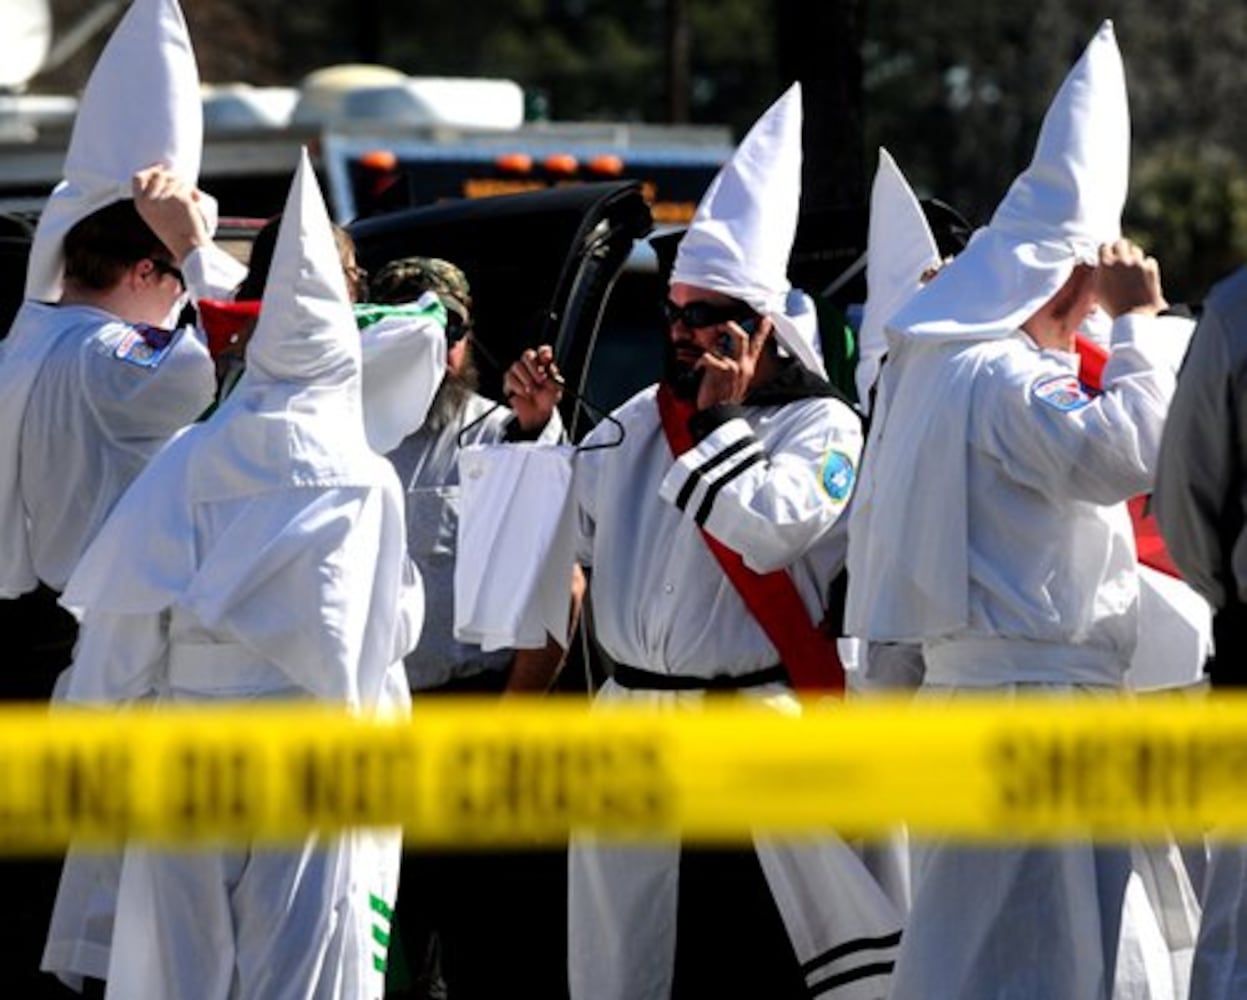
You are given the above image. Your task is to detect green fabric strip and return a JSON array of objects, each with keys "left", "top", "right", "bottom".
[
  {"left": 353, "top": 301, "right": 446, "bottom": 331},
  {"left": 369, "top": 894, "right": 393, "bottom": 921}
]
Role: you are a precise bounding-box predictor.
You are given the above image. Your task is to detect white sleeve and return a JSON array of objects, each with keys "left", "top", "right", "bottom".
[
  {"left": 972, "top": 314, "right": 1193, "bottom": 505},
  {"left": 85, "top": 324, "right": 216, "bottom": 451},
  {"left": 658, "top": 397, "right": 863, "bottom": 574},
  {"left": 533, "top": 406, "right": 566, "bottom": 444},
  {"left": 182, "top": 243, "right": 248, "bottom": 302},
  {"left": 60, "top": 611, "right": 168, "bottom": 704}
]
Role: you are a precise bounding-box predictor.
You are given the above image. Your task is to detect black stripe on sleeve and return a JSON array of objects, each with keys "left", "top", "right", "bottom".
[
  {"left": 674, "top": 435, "right": 758, "bottom": 512},
  {"left": 693, "top": 452, "right": 765, "bottom": 527},
  {"left": 807, "top": 961, "right": 896, "bottom": 997},
  {"left": 800, "top": 931, "right": 903, "bottom": 975}
]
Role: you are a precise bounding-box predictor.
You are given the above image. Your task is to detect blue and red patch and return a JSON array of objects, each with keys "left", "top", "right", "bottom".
[
  {"left": 114, "top": 324, "right": 175, "bottom": 369},
  {"left": 1031, "top": 373, "right": 1091, "bottom": 412}
]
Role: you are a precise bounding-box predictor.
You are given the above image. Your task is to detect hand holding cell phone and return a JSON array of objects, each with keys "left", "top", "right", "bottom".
[{"left": 695, "top": 314, "right": 771, "bottom": 410}]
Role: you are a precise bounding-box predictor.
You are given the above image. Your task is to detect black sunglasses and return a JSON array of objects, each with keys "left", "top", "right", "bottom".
[
  {"left": 662, "top": 298, "right": 757, "bottom": 331},
  {"left": 149, "top": 258, "right": 185, "bottom": 291}
]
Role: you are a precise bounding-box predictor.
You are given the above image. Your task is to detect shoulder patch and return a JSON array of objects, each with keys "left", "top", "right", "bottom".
[
  {"left": 820, "top": 449, "right": 856, "bottom": 504},
  {"left": 113, "top": 325, "right": 174, "bottom": 370},
  {"left": 1031, "top": 373, "right": 1090, "bottom": 412}
]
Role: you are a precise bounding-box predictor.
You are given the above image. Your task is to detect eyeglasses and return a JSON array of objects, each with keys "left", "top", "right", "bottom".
[
  {"left": 445, "top": 311, "right": 471, "bottom": 345},
  {"left": 662, "top": 298, "right": 757, "bottom": 331},
  {"left": 149, "top": 258, "right": 185, "bottom": 291},
  {"left": 441, "top": 294, "right": 472, "bottom": 345}
]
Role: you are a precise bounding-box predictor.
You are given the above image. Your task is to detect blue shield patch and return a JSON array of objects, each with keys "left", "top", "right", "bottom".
[{"left": 820, "top": 449, "right": 856, "bottom": 504}]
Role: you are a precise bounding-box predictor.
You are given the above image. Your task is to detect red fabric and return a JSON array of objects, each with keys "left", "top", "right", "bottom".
[
  {"left": 197, "top": 298, "right": 260, "bottom": 358},
  {"left": 1075, "top": 333, "right": 1108, "bottom": 388},
  {"left": 1075, "top": 335, "right": 1179, "bottom": 577},
  {"left": 656, "top": 385, "right": 845, "bottom": 694}
]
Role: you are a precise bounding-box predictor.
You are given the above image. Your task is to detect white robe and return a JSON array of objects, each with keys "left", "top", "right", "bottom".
[
  {"left": 568, "top": 380, "right": 901, "bottom": 1000},
  {"left": 37, "top": 244, "right": 245, "bottom": 992},
  {"left": 56, "top": 162, "right": 420, "bottom": 1000},
  {"left": 0, "top": 243, "right": 240, "bottom": 597},
  {"left": 853, "top": 315, "right": 1190, "bottom": 1000}
]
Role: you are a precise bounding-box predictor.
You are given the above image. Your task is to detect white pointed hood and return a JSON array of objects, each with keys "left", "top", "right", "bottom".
[
  {"left": 670, "top": 83, "right": 824, "bottom": 376},
  {"left": 888, "top": 20, "right": 1128, "bottom": 343},
  {"left": 197, "top": 149, "right": 377, "bottom": 497},
  {"left": 25, "top": 0, "right": 211, "bottom": 302},
  {"left": 856, "top": 148, "right": 941, "bottom": 410},
  {"left": 247, "top": 152, "right": 358, "bottom": 390},
  {"left": 847, "top": 22, "right": 1132, "bottom": 643}
]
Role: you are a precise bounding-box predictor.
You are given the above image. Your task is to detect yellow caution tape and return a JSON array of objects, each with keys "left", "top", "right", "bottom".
[{"left": 0, "top": 693, "right": 1241, "bottom": 853}]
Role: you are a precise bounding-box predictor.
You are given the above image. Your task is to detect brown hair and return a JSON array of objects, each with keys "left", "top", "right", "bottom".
[
  {"left": 235, "top": 214, "right": 361, "bottom": 302},
  {"left": 62, "top": 200, "right": 170, "bottom": 292}
]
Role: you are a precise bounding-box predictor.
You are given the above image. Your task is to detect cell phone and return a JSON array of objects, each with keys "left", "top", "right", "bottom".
[{"left": 715, "top": 316, "right": 758, "bottom": 358}]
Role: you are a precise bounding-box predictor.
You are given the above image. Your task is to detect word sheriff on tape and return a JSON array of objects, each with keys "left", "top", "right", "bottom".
[{"left": 2, "top": 693, "right": 1247, "bottom": 852}]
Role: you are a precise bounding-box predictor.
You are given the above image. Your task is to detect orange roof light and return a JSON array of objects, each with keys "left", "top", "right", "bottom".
[
  {"left": 543, "top": 153, "right": 579, "bottom": 176},
  {"left": 358, "top": 149, "right": 398, "bottom": 171},
  {"left": 587, "top": 154, "right": 624, "bottom": 176},
  {"left": 495, "top": 152, "right": 534, "bottom": 174}
]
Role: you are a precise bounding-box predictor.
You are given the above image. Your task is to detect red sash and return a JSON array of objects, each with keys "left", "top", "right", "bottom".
[
  {"left": 197, "top": 298, "right": 261, "bottom": 358},
  {"left": 1074, "top": 335, "right": 1179, "bottom": 577},
  {"left": 656, "top": 385, "right": 845, "bottom": 694}
]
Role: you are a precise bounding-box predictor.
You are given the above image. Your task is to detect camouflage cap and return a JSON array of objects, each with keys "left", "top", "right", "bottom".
[{"left": 370, "top": 256, "right": 472, "bottom": 317}]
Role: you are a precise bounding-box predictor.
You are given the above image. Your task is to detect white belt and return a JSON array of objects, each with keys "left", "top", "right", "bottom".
[{"left": 922, "top": 636, "right": 1126, "bottom": 688}]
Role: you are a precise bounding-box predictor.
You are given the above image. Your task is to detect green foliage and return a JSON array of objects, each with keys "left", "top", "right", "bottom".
[
  {"left": 862, "top": 0, "right": 1247, "bottom": 301},
  {"left": 1127, "top": 143, "right": 1247, "bottom": 303}
]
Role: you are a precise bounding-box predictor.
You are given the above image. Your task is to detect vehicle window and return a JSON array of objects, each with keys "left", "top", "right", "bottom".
[{"left": 572, "top": 269, "right": 665, "bottom": 442}]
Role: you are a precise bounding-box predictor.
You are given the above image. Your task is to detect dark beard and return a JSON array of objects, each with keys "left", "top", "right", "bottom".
[
  {"left": 426, "top": 349, "right": 480, "bottom": 431},
  {"left": 661, "top": 338, "right": 704, "bottom": 402}
]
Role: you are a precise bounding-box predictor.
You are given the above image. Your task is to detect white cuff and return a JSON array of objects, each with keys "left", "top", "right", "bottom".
[
  {"left": 183, "top": 243, "right": 247, "bottom": 303},
  {"left": 1110, "top": 312, "right": 1195, "bottom": 375}
]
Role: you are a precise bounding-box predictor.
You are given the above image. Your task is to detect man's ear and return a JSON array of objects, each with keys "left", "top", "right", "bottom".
[{"left": 130, "top": 258, "right": 155, "bottom": 288}]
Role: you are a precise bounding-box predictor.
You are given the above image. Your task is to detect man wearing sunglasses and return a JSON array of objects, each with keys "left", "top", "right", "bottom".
[
  {"left": 511, "top": 84, "right": 903, "bottom": 1000},
  {"left": 660, "top": 289, "right": 768, "bottom": 405}
]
